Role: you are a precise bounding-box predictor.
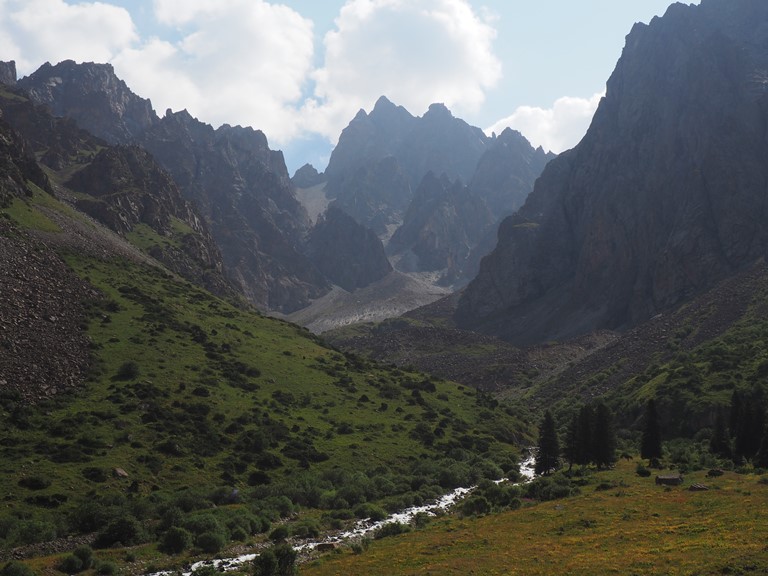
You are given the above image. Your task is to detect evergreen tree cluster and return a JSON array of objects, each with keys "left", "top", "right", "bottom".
[
  {"left": 535, "top": 402, "right": 618, "bottom": 475},
  {"left": 725, "top": 388, "right": 768, "bottom": 467}
]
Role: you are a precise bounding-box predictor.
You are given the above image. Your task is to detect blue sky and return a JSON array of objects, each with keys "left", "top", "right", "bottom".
[{"left": 0, "top": 0, "right": 699, "bottom": 172}]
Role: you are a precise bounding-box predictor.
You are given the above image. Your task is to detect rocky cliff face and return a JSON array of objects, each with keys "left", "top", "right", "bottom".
[
  {"left": 16, "top": 60, "right": 329, "bottom": 312},
  {"left": 291, "top": 163, "right": 326, "bottom": 189},
  {"left": 0, "top": 60, "right": 16, "bottom": 86},
  {"left": 388, "top": 172, "right": 493, "bottom": 283},
  {"left": 307, "top": 204, "right": 392, "bottom": 292},
  {"left": 66, "top": 145, "right": 232, "bottom": 297},
  {"left": 323, "top": 97, "right": 494, "bottom": 235},
  {"left": 0, "top": 116, "right": 51, "bottom": 206},
  {"left": 0, "top": 120, "right": 95, "bottom": 402},
  {"left": 17, "top": 60, "right": 157, "bottom": 144},
  {"left": 323, "top": 97, "right": 550, "bottom": 286},
  {"left": 470, "top": 128, "right": 555, "bottom": 217},
  {"left": 457, "top": 0, "right": 768, "bottom": 345},
  {"left": 137, "top": 110, "right": 328, "bottom": 310}
]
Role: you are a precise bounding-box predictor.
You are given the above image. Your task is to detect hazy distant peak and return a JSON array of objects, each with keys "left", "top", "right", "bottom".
[{"left": 424, "top": 102, "right": 452, "bottom": 119}]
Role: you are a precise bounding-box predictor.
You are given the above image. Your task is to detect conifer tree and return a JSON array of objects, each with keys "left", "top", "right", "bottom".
[
  {"left": 593, "top": 401, "right": 617, "bottom": 469},
  {"left": 576, "top": 404, "right": 595, "bottom": 466},
  {"left": 709, "top": 408, "right": 731, "bottom": 459},
  {"left": 562, "top": 413, "right": 580, "bottom": 472},
  {"left": 640, "top": 398, "right": 663, "bottom": 461},
  {"left": 535, "top": 410, "right": 560, "bottom": 475}
]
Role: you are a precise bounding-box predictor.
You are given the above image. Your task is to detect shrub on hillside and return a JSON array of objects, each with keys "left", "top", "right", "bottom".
[
  {"left": 159, "top": 527, "right": 193, "bottom": 554},
  {"left": 195, "top": 531, "right": 226, "bottom": 554},
  {"left": 0, "top": 561, "right": 37, "bottom": 576}
]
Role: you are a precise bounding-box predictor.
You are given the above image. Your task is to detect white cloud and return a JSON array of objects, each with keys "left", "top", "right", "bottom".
[
  {"left": 0, "top": 0, "right": 503, "bottom": 151},
  {"left": 0, "top": 0, "right": 136, "bottom": 75},
  {"left": 112, "top": 0, "right": 315, "bottom": 145},
  {"left": 302, "top": 0, "right": 501, "bottom": 142},
  {"left": 487, "top": 92, "right": 604, "bottom": 153}
]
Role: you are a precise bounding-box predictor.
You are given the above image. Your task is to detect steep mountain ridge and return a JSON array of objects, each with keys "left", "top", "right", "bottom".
[
  {"left": 0, "top": 84, "right": 233, "bottom": 298},
  {"left": 457, "top": 0, "right": 768, "bottom": 345},
  {"left": 13, "top": 60, "right": 329, "bottom": 312}
]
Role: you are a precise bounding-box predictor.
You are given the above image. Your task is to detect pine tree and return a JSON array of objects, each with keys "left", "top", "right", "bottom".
[
  {"left": 576, "top": 404, "right": 595, "bottom": 466},
  {"left": 562, "top": 413, "right": 580, "bottom": 472},
  {"left": 640, "top": 399, "right": 663, "bottom": 461},
  {"left": 755, "top": 421, "right": 768, "bottom": 469},
  {"left": 593, "top": 401, "right": 617, "bottom": 469},
  {"left": 733, "top": 387, "right": 766, "bottom": 463},
  {"left": 709, "top": 408, "right": 731, "bottom": 459},
  {"left": 535, "top": 410, "right": 560, "bottom": 475}
]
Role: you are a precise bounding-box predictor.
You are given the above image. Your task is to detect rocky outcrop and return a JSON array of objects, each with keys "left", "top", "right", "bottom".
[
  {"left": 307, "top": 204, "right": 392, "bottom": 292},
  {"left": 0, "top": 217, "right": 96, "bottom": 403},
  {"left": 137, "top": 110, "right": 328, "bottom": 311},
  {"left": 17, "top": 60, "right": 157, "bottom": 144},
  {"left": 388, "top": 172, "right": 493, "bottom": 283},
  {"left": 0, "top": 81, "right": 104, "bottom": 172},
  {"left": 0, "top": 60, "right": 16, "bottom": 86},
  {"left": 292, "top": 164, "right": 326, "bottom": 189},
  {"left": 0, "top": 117, "right": 51, "bottom": 206},
  {"left": 324, "top": 97, "right": 495, "bottom": 235},
  {"left": 457, "top": 0, "right": 768, "bottom": 345},
  {"left": 17, "top": 61, "right": 329, "bottom": 312},
  {"left": 470, "top": 128, "right": 555, "bottom": 218},
  {"left": 328, "top": 156, "right": 412, "bottom": 236},
  {"left": 66, "top": 145, "right": 232, "bottom": 297}
]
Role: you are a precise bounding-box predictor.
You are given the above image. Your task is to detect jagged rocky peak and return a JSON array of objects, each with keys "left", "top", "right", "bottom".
[
  {"left": 470, "top": 127, "right": 555, "bottom": 217},
  {"left": 292, "top": 163, "right": 326, "bottom": 189},
  {"left": 456, "top": 0, "right": 768, "bottom": 345},
  {"left": 17, "top": 60, "right": 158, "bottom": 144},
  {"left": 424, "top": 102, "right": 452, "bottom": 119},
  {"left": 389, "top": 171, "right": 493, "bottom": 280},
  {"left": 0, "top": 61, "right": 17, "bottom": 86},
  {"left": 307, "top": 203, "right": 392, "bottom": 292}
]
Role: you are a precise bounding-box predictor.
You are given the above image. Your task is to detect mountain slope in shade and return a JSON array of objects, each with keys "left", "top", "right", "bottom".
[
  {"left": 14, "top": 60, "right": 327, "bottom": 312},
  {"left": 307, "top": 203, "right": 392, "bottom": 292},
  {"left": 457, "top": 0, "right": 768, "bottom": 345}
]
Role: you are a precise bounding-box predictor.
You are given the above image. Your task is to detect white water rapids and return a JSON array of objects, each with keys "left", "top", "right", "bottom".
[{"left": 149, "top": 451, "right": 536, "bottom": 575}]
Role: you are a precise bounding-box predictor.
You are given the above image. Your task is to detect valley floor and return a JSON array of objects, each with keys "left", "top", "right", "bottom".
[{"left": 302, "top": 459, "right": 768, "bottom": 575}]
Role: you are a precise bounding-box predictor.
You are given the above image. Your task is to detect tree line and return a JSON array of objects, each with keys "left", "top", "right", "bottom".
[
  {"left": 536, "top": 388, "right": 768, "bottom": 475},
  {"left": 535, "top": 401, "right": 617, "bottom": 475}
]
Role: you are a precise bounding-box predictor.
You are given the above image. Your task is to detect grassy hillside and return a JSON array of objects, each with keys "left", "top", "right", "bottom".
[
  {"left": 0, "top": 182, "right": 533, "bottom": 572},
  {"left": 302, "top": 459, "right": 768, "bottom": 576}
]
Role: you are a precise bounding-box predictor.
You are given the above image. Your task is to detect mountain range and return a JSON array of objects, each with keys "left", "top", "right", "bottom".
[{"left": 5, "top": 0, "right": 768, "bottom": 572}]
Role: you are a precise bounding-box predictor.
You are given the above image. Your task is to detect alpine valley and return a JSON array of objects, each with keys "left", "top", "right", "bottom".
[{"left": 2, "top": 1, "right": 768, "bottom": 575}]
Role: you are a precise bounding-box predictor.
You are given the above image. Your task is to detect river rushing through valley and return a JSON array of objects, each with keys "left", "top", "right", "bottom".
[{"left": 150, "top": 451, "right": 537, "bottom": 575}]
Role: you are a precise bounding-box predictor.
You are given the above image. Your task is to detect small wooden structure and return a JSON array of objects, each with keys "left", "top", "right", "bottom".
[{"left": 655, "top": 474, "right": 684, "bottom": 486}]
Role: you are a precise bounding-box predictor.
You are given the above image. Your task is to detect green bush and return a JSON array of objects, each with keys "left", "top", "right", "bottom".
[
  {"left": 268, "top": 525, "right": 290, "bottom": 542},
  {"left": 460, "top": 495, "right": 491, "bottom": 517},
  {"left": 115, "top": 361, "right": 140, "bottom": 380},
  {"left": 94, "top": 516, "right": 145, "bottom": 548},
  {"left": 253, "top": 543, "right": 296, "bottom": 576},
  {"left": 0, "top": 561, "right": 37, "bottom": 576},
  {"left": 195, "top": 531, "right": 226, "bottom": 553},
  {"left": 354, "top": 503, "right": 387, "bottom": 521},
  {"left": 96, "top": 561, "right": 116, "bottom": 575},
  {"left": 160, "top": 526, "right": 193, "bottom": 554},
  {"left": 373, "top": 522, "right": 411, "bottom": 540},
  {"left": 72, "top": 546, "right": 94, "bottom": 570},
  {"left": 17, "top": 476, "right": 51, "bottom": 490},
  {"left": 57, "top": 554, "right": 83, "bottom": 574}
]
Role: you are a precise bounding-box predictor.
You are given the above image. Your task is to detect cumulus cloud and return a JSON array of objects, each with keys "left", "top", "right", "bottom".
[
  {"left": 0, "top": 0, "right": 136, "bottom": 74},
  {"left": 302, "top": 0, "right": 501, "bottom": 142},
  {"left": 487, "top": 92, "right": 604, "bottom": 153},
  {"left": 112, "top": 0, "right": 315, "bottom": 145},
  {"left": 0, "top": 0, "right": 504, "bottom": 149}
]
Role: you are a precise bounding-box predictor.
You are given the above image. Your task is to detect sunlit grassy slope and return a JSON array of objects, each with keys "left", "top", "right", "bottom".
[
  {"left": 0, "top": 184, "right": 533, "bottom": 562},
  {"left": 303, "top": 459, "right": 768, "bottom": 576}
]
